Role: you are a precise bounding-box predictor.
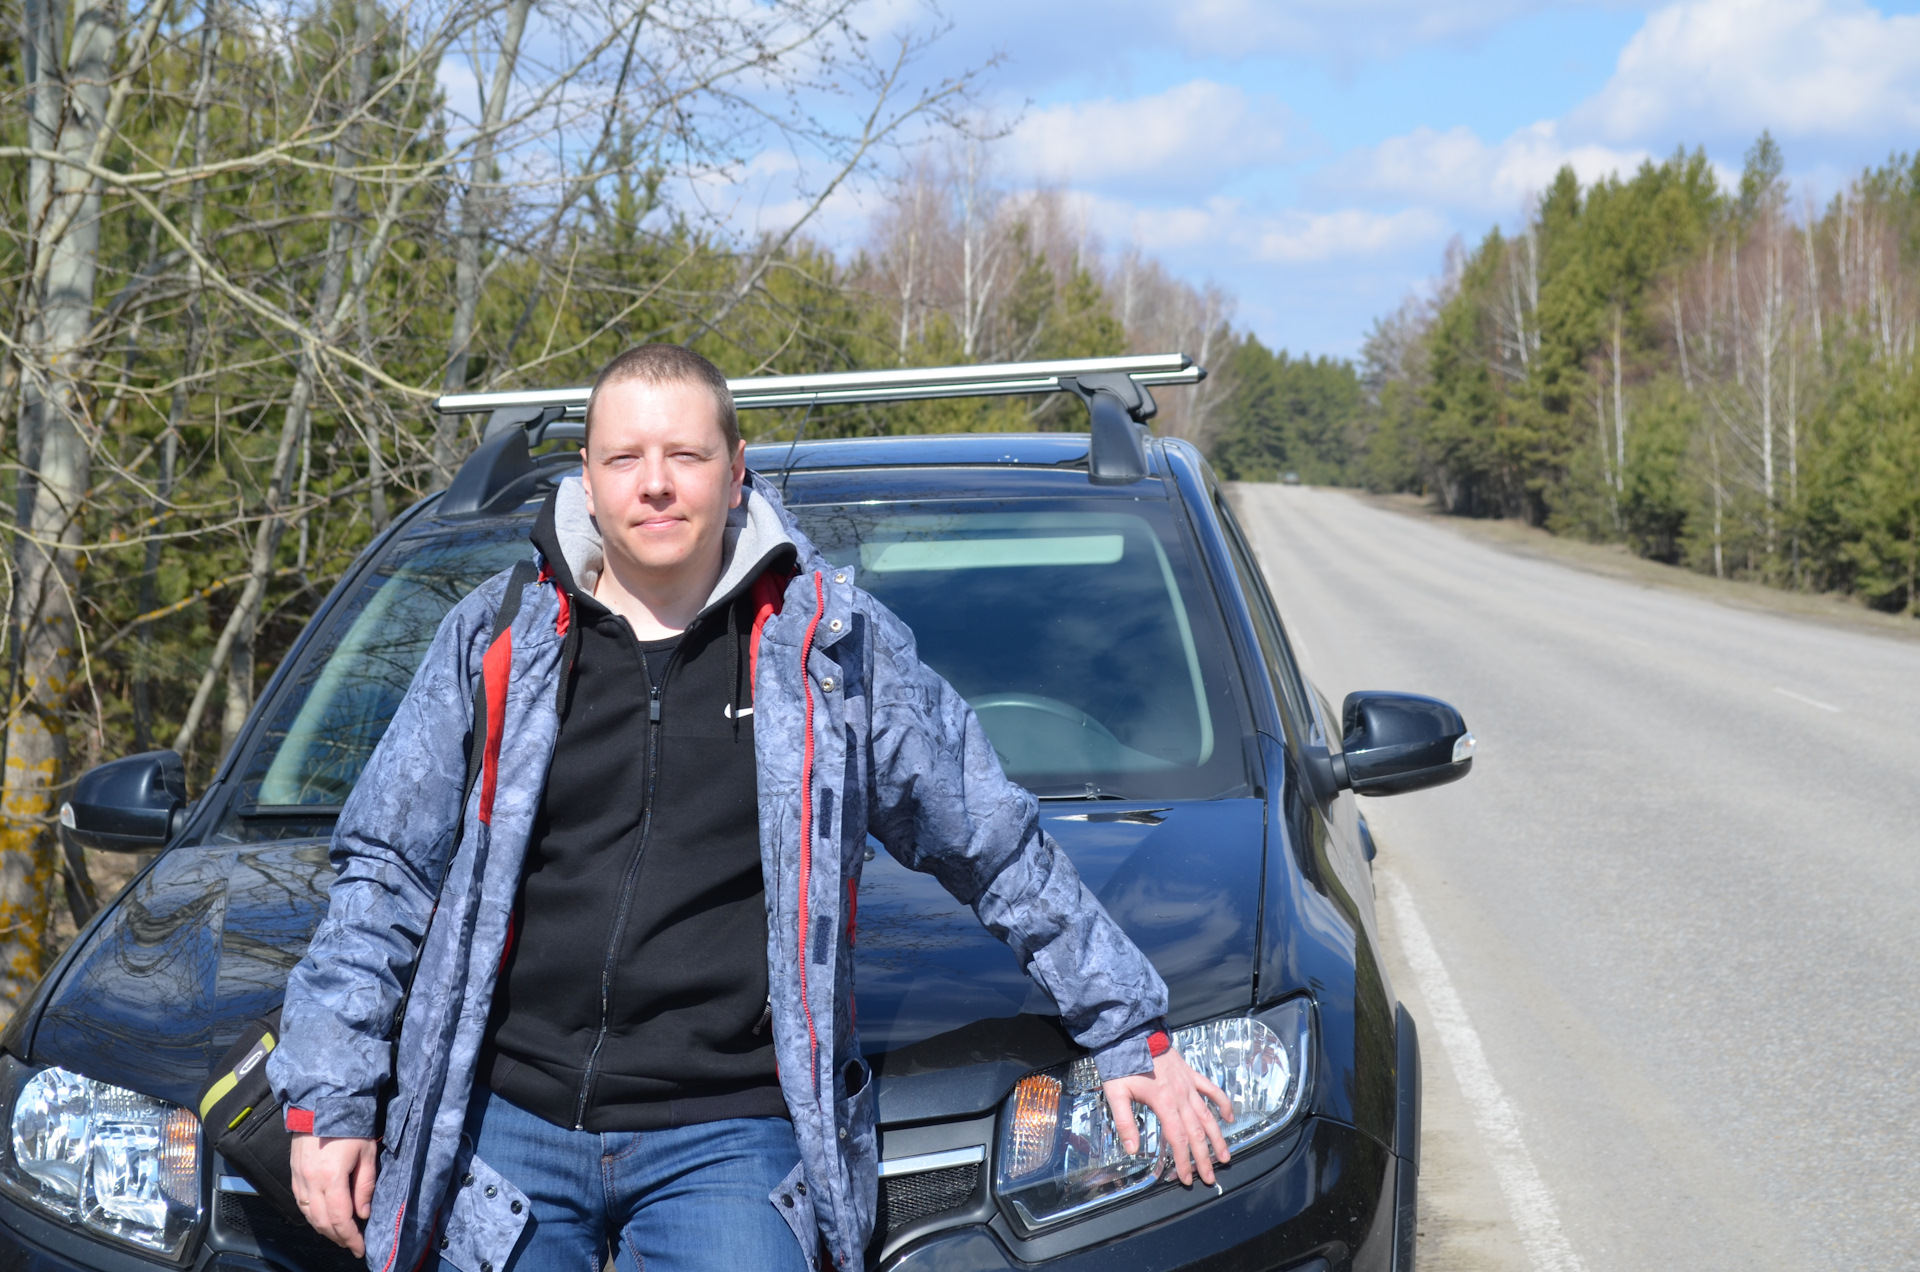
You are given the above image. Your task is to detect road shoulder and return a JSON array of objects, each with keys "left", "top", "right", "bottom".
[
  {"left": 1334, "top": 488, "right": 1920, "bottom": 647},
  {"left": 1373, "top": 855, "right": 1537, "bottom": 1272}
]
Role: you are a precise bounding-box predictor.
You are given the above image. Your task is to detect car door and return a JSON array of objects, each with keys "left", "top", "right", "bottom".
[{"left": 1204, "top": 480, "right": 1379, "bottom": 922}]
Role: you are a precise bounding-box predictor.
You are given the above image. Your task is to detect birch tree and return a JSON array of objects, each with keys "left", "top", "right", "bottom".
[{"left": 0, "top": 0, "right": 143, "bottom": 994}]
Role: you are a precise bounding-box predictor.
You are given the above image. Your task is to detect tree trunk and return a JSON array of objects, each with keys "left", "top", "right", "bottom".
[
  {"left": 136, "top": 14, "right": 216, "bottom": 753},
  {"left": 1611, "top": 307, "right": 1627, "bottom": 497},
  {"left": 219, "top": 603, "right": 255, "bottom": 754},
  {"left": 7, "top": 0, "right": 65, "bottom": 789},
  {"left": 896, "top": 222, "right": 917, "bottom": 360},
  {"left": 1672, "top": 288, "right": 1691, "bottom": 393},
  {"left": 131, "top": 412, "right": 179, "bottom": 752},
  {"left": 0, "top": 0, "right": 115, "bottom": 996},
  {"left": 1594, "top": 377, "right": 1616, "bottom": 527},
  {"left": 1711, "top": 427, "right": 1726, "bottom": 580},
  {"left": 1803, "top": 216, "right": 1822, "bottom": 350},
  {"left": 358, "top": 293, "right": 388, "bottom": 531},
  {"left": 433, "top": 0, "right": 533, "bottom": 488}
]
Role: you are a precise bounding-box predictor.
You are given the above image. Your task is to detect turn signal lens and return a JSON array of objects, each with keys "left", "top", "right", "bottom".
[{"left": 1003, "top": 1074, "right": 1062, "bottom": 1180}]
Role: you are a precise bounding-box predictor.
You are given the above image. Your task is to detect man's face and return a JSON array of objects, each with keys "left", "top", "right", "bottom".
[{"left": 579, "top": 377, "right": 745, "bottom": 585}]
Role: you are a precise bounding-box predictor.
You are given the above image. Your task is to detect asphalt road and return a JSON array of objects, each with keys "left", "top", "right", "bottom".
[{"left": 1230, "top": 483, "right": 1920, "bottom": 1271}]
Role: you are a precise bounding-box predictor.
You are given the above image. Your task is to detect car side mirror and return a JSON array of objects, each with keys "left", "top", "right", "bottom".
[
  {"left": 1332, "top": 692, "right": 1474, "bottom": 797},
  {"left": 59, "top": 750, "right": 188, "bottom": 852}
]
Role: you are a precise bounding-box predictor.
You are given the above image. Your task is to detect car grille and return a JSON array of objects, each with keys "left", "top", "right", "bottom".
[
  {"left": 876, "top": 1162, "right": 981, "bottom": 1237},
  {"left": 216, "top": 1191, "right": 364, "bottom": 1272},
  {"left": 216, "top": 1166, "right": 985, "bottom": 1260}
]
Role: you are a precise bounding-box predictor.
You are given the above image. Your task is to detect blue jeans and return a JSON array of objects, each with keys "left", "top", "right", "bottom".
[{"left": 447, "top": 1087, "right": 813, "bottom": 1272}]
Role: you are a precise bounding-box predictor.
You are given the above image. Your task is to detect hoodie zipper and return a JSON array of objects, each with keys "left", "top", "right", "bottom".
[{"left": 572, "top": 635, "right": 676, "bottom": 1130}]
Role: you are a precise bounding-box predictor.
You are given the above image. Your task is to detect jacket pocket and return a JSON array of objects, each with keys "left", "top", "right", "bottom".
[
  {"left": 769, "top": 1159, "right": 818, "bottom": 1272},
  {"left": 834, "top": 1057, "right": 877, "bottom": 1240},
  {"left": 378, "top": 1088, "right": 416, "bottom": 1162},
  {"left": 438, "top": 1143, "right": 530, "bottom": 1272}
]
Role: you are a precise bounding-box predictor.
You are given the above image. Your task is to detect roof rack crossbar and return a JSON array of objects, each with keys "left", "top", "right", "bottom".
[
  {"left": 430, "top": 352, "right": 1208, "bottom": 513},
  {"left": 432, "top": 353, "right": 1201, "bottom": 418}
]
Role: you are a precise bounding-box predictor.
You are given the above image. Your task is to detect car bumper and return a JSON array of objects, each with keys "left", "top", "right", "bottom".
[
  {"left": 0, "top": 1121, "right": 1404, "bottom": 1272},
  {"left": 0, "top": 1184, "right": 360, "bottom": 1272},
  {"left": 880, "top": 1117, "right": 1399, "bottom": 1272},
  {"left": 0, "top": 1189, "right": 188, "bottom": 1272}
]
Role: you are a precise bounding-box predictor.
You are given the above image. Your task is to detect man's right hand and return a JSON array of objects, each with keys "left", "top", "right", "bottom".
[{"left": 289, "top": 1133, "right": 378, "bottom": 1257}]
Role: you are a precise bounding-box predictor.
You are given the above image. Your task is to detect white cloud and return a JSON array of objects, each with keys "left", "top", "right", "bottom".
[
  {"left": 1312, "top": 0, "right": 1920, "bottom": 222},
  {"left": 1578, "top": 0, "right": 1920, "bottom": 140},
  {"left": 1325, "top": 121, "right": 1648, "bottom": 213},
  {"left": 1078, "top": 194, "right": 1447, "bottom": 265},
  {"left": 1251, "top": 208, "right": 1451, "bottom": 263},
  {"left": 1003, "top": 81, "right": 1297, "bottom": 188}
]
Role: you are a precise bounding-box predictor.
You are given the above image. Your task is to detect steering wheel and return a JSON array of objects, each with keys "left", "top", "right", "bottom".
[{"left": 969, "top": 693, "right": 1122, "bottom": 744}]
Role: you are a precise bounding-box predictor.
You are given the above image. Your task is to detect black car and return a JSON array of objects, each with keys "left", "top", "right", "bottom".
[{"left": 3, "top": 355, "right": 1471, "bottom": 1272}]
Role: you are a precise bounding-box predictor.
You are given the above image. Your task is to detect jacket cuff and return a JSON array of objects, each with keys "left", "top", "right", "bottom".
[
  {"left": 285, "top": 1096, "right": 378, "bottom": 1140},
  {"left": 1091, "top": 1020, "right": 1166, "bottom": 1083}
]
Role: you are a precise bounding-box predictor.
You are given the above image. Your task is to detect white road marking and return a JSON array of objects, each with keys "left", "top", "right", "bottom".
[
  {"left": 1380, "top": 870, "right": 1588, "bottom": 1272},
  {"left": 1772, "top": 687, "right": 1839, "bottom": 713}
]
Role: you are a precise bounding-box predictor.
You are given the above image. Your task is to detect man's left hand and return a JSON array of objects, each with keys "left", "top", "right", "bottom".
[{"left": 1103, "top": 1049, "right": 1235, "bottom": 1186}]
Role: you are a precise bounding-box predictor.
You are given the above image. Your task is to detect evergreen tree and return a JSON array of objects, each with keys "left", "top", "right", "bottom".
[
  {"left": 1209, "top": 337, "right": 1364, "bottom": 484},
  {"left": 1340, "top": 133, "right": 1920, "bottom": 620}
]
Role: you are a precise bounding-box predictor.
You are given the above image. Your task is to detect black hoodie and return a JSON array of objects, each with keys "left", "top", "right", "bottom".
[{"left": 482, "top": 491, "right": 795, "bottom": 1132}]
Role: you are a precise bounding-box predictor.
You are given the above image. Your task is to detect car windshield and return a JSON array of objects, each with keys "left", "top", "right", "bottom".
[
  {"left": 213, "top": 522, "right": 532, "bottom": 842},
  {"left": 790, "top": 498, "right": 1248, "bottom": 800},
  {"left": 213, "top": 491, "right": 1247, "bottom": 842}
]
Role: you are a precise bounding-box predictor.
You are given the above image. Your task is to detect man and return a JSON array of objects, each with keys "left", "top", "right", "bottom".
[{"left": 270, "top": 345, "right": 1233, "bottom": 1272}]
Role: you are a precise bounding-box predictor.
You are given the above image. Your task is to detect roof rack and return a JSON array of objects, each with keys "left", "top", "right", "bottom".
[{"left": 435, "top": 352, "right": 1206, "bottom": 514}]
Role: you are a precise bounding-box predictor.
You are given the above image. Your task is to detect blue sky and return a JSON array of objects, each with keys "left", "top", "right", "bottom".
[{"left": 795, "top": 0, "right": 1920, "bottom": 360}]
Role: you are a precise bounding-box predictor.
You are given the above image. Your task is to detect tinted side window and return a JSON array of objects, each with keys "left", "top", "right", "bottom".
[
  {"left": 1213, "top": 492, "right": 1315, "bottom": 745},
  {"left": 212, "top": 523, "right": 532, "bottom": 841}
]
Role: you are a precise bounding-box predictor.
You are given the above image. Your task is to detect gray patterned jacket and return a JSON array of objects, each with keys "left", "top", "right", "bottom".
[{"left": 267, "top": 472, "right": 1169, "bottom": 1272}]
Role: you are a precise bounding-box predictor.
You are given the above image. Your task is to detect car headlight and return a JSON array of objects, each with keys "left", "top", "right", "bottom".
[
  {"left": 0, "top": 1055, "right": 201, "bottom": 1258},
  {"left": 993, "top": 999, "right": 1311, "bottom": 1229}
]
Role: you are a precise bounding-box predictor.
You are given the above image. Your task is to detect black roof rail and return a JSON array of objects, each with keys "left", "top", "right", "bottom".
[
  {"left": 432, "top": 353, "right": 1204, "bottom": 513},
  {"left": 436, "top": 405, "right": 568, "bottom": 516},
  {"left": 1059, "top": 372, "right": 1156, "bottom": 486}
]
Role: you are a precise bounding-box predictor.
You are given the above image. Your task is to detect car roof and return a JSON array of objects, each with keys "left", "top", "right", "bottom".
[
  {"left": 402, "top": 432, "right": 1180, "bottom": 541},
  {"left": 743, "top": 432, "right": 1107, "bottom": 472},
  {"left": 428, "top": 354, "right": 1208, "bottom": 516}
]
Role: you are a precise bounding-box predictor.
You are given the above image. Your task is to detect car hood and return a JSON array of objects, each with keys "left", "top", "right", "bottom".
[
  {"left": 23, "top": 840, "right": 334, "bottom": 1111},
  {"left": 21, "top": 800, "right": 1266, "bottom": 1122}
]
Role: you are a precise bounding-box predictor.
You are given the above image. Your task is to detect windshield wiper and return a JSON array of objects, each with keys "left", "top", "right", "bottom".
[
  {"left": 236, "top": 804, "right": 344, "bottom": 817},
  {"left": 1034, "top": 784, "right": 1129, "bottom": 801}
]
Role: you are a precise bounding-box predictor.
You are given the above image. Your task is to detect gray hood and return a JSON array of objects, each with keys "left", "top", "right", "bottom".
[{"left": 542, "top": 470, "right": 804, "bottom": 618}]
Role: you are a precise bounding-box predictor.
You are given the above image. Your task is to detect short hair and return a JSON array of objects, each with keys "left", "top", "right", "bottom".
[{"left": 583, "top": 344, "right": 739, "bottom": 451}]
